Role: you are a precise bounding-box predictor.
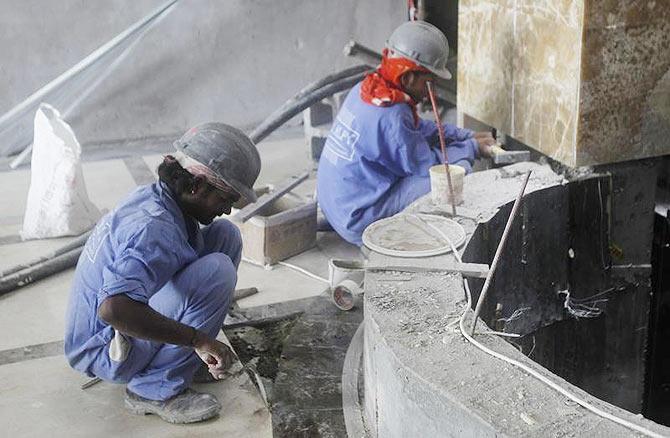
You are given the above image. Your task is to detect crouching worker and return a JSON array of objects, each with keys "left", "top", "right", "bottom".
[
  {"left": 317, "top": 21, "right": 496, "bottom": 245},
  {"left": 64, "top": 123, "right": 261, "bottom": 424}
]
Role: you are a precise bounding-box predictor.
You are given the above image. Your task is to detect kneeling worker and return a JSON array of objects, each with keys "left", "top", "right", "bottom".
[
  {"left": 317, "top": 21, "right": 495, "bottom": 245},
  {"left": 65, "top": 123, "right": 261, "bottom": 424}
]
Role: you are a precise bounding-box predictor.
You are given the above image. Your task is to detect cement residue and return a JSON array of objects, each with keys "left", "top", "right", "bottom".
[
  {"left": 362, "top": 163, "right": 669, "bottom": 437},
  {"left": 407, "top": 162, "right": 565, "bottom": 221}
]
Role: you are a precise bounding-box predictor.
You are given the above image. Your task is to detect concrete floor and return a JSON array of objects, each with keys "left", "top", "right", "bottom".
[{"left": 0, "top": 133, "right": 360, "bottom": 436}]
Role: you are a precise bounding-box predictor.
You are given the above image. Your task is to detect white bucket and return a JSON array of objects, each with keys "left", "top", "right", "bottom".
[
  {"left": 328, "top": 259, "right": 365, "bottom": 288},
  {"left": 429, "top": 164, "right": 465, "bottom": 206}
]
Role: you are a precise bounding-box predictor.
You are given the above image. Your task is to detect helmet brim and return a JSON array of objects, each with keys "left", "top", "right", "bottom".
[
  {"left": 426, "top": 66, "right": 452, "bottom": 81},
  {"left": 225, "top": 178, "right": 258, "bottom": 203}
]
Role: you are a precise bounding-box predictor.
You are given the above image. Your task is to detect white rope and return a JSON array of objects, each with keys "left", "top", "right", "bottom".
[
  {"left": 558, "top": 289, "right": 608, "bottom": 319},
  {"left": 439, "top": 234, "right": 663, "bottom": 437},
  {"left": 498, "top": 306, "right": 531, "bottom": 323}
]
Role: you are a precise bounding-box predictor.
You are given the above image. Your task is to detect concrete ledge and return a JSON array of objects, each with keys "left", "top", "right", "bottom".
[{"left": 362, "top": 163, "right": 670, "bottom": 437}]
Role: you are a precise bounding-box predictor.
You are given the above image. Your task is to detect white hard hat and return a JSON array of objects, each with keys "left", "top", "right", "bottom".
[{"left": 386, "top": 21, "right": 452, "bottom": 80}]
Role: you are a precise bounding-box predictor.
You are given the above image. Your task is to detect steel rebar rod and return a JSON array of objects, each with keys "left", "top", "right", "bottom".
[
  {"left": 470, "top": 171, "right": 532, "bottom": 335},
  {"left": 426, "top": 81, "right": 457, "bottom": 216}
]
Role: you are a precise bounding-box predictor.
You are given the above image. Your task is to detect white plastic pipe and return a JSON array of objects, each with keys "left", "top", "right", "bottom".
[{"left": 3, "top": 0, "right": 179, "bottom": 165}]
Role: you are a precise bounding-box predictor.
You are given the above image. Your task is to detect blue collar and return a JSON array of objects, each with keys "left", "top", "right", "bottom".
[{"left": 156, "top": 181, "right": 200, "bottom": 243}]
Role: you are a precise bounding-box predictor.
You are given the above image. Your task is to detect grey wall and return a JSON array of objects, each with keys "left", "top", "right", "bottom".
[{"left": 0, "top": 0, "right": 406, "bottom": 146}]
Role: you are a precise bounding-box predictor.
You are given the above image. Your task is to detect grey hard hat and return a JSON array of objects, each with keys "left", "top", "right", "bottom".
[
  {"left": 386, "top": 21, "right": 451, "bottom": 80},
  {"left": 174, "top": 123, "right": 261, "bottom": 202}
]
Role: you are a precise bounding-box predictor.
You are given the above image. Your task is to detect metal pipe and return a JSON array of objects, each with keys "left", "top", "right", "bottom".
[
  {"left": 470, "top": 171, "right": 532, "bottom": 335},
  {"left": 0, "top": 247, "right": 83, "bottom": 296},
  {"left": 2, "top": 0, "right": 180, "bottom": 161},
  {"left": 426, "top": 81, "right": 457, "bottom": 216},
  {"left": 0, "top": 230, "right": 91, "bottom": 278}
]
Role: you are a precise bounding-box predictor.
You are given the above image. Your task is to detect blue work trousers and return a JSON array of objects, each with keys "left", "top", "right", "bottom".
[{"left": 94, "top": 220, "right": 241, "bottom": 401}]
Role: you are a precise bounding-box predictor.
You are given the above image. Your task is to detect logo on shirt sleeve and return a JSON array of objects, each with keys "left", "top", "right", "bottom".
[
  {"left": 85, "top": 220, "right": 111, "bottom": 263},
  {"left": 324, "top": 111, "right": 359, "bottom": 162}
]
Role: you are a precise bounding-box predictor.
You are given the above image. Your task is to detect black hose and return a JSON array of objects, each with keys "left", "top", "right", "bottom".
[
  {"left": 0, "top": 230, "right": 91, "bottom": 277},
  {"left": 291, "top": 64, "right": 370, "bottom": 102},
  {"left": 250, "top": 70, "right": 370, "bottom": 144},
  {"left": 0, "top": 246, "right": 83, "bottom": 296}
]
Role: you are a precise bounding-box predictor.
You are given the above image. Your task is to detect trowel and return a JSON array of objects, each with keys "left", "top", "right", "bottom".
[{"left": 489, "top": 128, "right": 530, "bottom": 165}]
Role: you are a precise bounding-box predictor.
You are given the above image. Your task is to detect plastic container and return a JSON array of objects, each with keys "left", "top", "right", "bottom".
[
  {"left": 328, "top": 259, "right": 365, "bottom": 288},
  {"left": 429, "top": 164, "right": 465, "bottom": 206}
]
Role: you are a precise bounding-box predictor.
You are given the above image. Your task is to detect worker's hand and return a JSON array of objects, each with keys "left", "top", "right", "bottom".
[
  {"left": 193, "top": 333, "right": 237, "bottom": 380},
  {"left": 473, "top": 131, "right": 496, "bottom": 158}
]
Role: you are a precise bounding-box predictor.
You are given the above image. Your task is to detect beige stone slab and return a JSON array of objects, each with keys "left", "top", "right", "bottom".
[
  {"left": 458, "top": 0, "right": 514, "bottom": 133},
  {"left": 512, "top": 9, "right": 581, "bottom": 163},
  {"left": 458, "top": 0, "right": 670, "bottom": 167},
  {"left": 578, "top": 13, "right": 670, "bottom": 165},
  {"left": 0, "top": 355, "right": 271, "bottom": 438}
]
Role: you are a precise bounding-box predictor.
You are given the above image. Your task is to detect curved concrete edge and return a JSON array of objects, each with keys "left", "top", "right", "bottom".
[
  {"left": 342, "top": 322, "right": 367, "bottom": 438},
  {"left": 362, "top": 163, "right": 670, "bottom": 437},
  {"left": 364, "top": 313, "right": 497, "bottom": 438}
]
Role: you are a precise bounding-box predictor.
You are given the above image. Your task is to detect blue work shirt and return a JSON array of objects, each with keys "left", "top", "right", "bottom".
[
  {"left": 317, "top": 82, "right": 479, "bottom": 245},
  {"left": 64, "top": 182, "right": 202, "bottom": 379}
]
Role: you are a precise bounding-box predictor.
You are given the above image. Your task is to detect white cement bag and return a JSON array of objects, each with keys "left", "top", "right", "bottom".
[{"left": 21, "top": 104, "right": 101, "bottom": 239}]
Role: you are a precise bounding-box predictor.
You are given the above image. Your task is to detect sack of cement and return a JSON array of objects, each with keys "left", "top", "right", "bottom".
[{"left": 20, "top": 103, "right": 100, "bottom": 240}]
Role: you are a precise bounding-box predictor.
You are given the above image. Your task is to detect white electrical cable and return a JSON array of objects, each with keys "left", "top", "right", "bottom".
[
  {"left": 277, "top": 261, "right": 329, "bottom": 284},
  {"left": 241, "top": 256, "right": 329, "bottom": 284},
  {"left": 440, "top": 233, "right": 663, "bottom": 438}
]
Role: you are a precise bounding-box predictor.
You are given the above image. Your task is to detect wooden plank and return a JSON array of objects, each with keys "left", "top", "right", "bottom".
[
  {"left": 367, "top": 260, "right": 490, "bottom": 278},
  {"left": 233, "top": 172, "right": 310, "bottom": 223}
]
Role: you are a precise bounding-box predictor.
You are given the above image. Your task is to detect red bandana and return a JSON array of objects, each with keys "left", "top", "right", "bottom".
[{"left": 360, "top": 48, "right": 430, "bottom": 126}]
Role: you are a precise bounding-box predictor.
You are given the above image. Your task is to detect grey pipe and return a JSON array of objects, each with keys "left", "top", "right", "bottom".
[
  {"left": 0, "top": 231, "right": 91, "bottom": 278},
  {"left": 0, "top": 246, "right": 83, "bottom": 296},
  {"left": 250, "top": 68, "right": 371, "bottom": 144}
]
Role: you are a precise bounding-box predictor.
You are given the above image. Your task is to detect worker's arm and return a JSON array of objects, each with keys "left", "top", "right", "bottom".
[
  {"left": 416, "top": 118, "right": 474, "bottom": 143},
  {"left": 98, "top": 295, "right": 234, "bottom": 377},
  {"left": 417, "top": 118, "right": 495, "bottom": 158},
  {"left": 97, "top": 224, "right": 234, "bottom": 377},
  {"left": 381, "top": 110, "right": 478, "bottom": 176}
]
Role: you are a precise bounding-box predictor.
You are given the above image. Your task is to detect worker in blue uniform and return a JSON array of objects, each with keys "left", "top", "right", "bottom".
[
  {"left": 64, "top": 123, "right": 261, "bottom": 424},
  {"left": 317, "top": 21, "right": 496, "bottom": 245}
]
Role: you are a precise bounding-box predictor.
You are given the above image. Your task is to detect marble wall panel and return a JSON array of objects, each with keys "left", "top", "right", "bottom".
[
  {"left": 577, "top": 2, "right": 670, "bottom": 165},
  {"left": 512, "top": 4, "right": 583, "bottom": 163},
  {"left": 458, "top": 0, "right": 515, "bottom": 134},
  {"left": 458, "top": 0, "right": 670, "bottom": 167}
]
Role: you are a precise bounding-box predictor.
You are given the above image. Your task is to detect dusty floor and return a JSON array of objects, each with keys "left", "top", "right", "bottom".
[{"left": 0, "top": 132, "right": 360, "bottom": 437}]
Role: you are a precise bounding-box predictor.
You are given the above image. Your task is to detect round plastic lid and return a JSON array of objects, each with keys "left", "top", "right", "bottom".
[{"left": 362, "top": 213, "right": 466, "bottom": 257}]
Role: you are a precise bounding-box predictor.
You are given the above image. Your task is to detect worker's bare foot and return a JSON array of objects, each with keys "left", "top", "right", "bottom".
[{"left": 124, "top": 388, "right": 221, "bottom": 424}]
